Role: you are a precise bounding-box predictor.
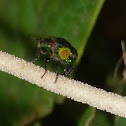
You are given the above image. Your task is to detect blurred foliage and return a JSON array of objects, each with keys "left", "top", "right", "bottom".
[
  {"left": 90, "top": 111, "right": 111, "bottom": 126},
  {"left": 114, "top": 116, "right": 126, "bottom": 126},
  {"left": 0, "top": 0, "right": 104, "bottom": 125},
  {"left": 78, "top": 107, "right": 95, "bottom": 126}
]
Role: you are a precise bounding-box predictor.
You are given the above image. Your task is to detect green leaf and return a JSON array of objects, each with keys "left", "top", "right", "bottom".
[
  {"left": 0, "top": 0, "right": 104, "bottom": 125},
  {"left": 78, "top": 107, "right": 95, "bottom": 126},
  {"left": 114, "top": 116, "right": 126, "bottom": 126},
  {"left": 90, "top": 111, "right": 111, "bottom": 126},
  {"left": 0, "top": 0, "right": 104, "bottom": 62}
]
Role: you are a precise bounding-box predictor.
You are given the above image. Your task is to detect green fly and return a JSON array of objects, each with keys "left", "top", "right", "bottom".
[{"left": 31, "top": 36, "right": 78, "bottom": 83}]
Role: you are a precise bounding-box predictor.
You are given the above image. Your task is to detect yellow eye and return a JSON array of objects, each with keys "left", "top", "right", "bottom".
[{"left": 59, "top": 47, "right": 71, "bottom": 59}]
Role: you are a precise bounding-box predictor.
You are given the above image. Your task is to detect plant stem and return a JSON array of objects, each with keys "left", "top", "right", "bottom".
[{"left": 0, "top": 51, "right": 126, "bottom": 118}]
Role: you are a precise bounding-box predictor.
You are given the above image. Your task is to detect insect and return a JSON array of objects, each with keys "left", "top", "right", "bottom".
[{"left": 31, "top": 36, "right": 78, "bottom": 83}]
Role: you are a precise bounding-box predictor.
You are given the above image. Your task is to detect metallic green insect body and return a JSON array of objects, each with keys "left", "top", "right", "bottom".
[{"left": 31, "top": 36, "right": 78, "bottom": 83}]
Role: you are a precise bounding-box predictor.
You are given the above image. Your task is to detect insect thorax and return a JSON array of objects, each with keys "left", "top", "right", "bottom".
[{"left": 37, "top": 37, "right": 77, "bottom": 66}]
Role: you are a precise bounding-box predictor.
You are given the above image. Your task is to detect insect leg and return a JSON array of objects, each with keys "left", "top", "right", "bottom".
[
  {"left": 62, "top": 62, "right": 67, "bottom": 76},
  {"left": 41, "top": 48, "right": 50, "bottom": 79},
  {"left": 66, "top": 66, "right": 74, "bottom": 77},
  {"left": 54, "top": 62, "right": 59, "bottom": 83},
  {"left": 41, "top": 58, "right": 48, "bottom": 78},
  {"left": 62, "top": 69, "right": 66, "bottom": 76},
  {"left": 31, "top": 48, "right": 40, "bottom": 62}
]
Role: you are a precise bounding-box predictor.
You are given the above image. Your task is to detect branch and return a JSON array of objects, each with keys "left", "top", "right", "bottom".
[
  {"left": 0, "top": 51, "right": 126, "bottom": 118},
  {"left": 121, "top": 40, "right": 126, "bottom": 66},
  {"left": 121, "top": 41, "right": 126, "bottom": 79}
]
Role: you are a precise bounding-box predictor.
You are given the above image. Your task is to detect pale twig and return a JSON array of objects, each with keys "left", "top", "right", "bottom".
[
  {"left": 114, "top": 41, "right": 126, "bottom": 78},
  {"left": 121, "top": 41, "right": 126, "bottom": 79},
  {"left": 0, "top": 51, "right": 126, "bottom": 118},
  {"left": 121, "top": 40, "right": 126, "bottom": 66},
  {"left": 113, "top": 55, "right": 123, "bottom": 78}
]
